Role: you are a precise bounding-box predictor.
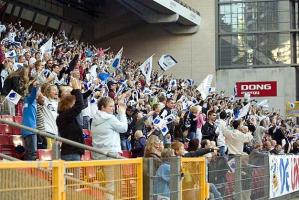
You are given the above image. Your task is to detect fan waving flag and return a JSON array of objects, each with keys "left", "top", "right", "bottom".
[
  {"left": 109, "top": 47, "right": 123, "bottom": 73},
  {"left": 139, "top": 55, "right": 153, "bottom": 84},
  {"left": 40, "top": 36, "right": 53, "bottom": 58},
  {"left": 158, "top": 54, "right": 177, "bottom": 71},
  {"left": 5, "top": 90, "right": 21, "bottom": 105}
]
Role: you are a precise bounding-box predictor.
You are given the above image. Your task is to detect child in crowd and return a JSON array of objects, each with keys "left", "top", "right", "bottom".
[
  {"left": 131, "top": 130, "right": 146, "bottom": 158},
  {"left": 22, "top": 80, "right": 39, "bottom": 160}
]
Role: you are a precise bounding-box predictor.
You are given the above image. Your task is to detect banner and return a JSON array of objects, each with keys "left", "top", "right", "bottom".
[
  {"left": 158, "top": 54, "right": 177, "bottom": 71},
  {"left": 235, "top": 81, "right": 277, "bottom": 97},
  {"left": 269, "top": 155, "right": 299, "bottom": 198},
  {"left": 285, "top": 101, "right": 299, "bottom": 117}
]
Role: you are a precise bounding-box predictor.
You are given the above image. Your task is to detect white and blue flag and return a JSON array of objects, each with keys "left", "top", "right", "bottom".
[
  {"left": 5, "top": 90, "right": 21, "bottom": 105},
  {"left": 158, "top": 54, "right": 177, "bottom": 71},
  {"left": 140, "top": 55, "right": 153, "bottom": 84},
  {"left": 40, "top": 36, "right": 53, "bottom": 58},
  {"left": 5, "top": 50, "right": 17, "bottom": 58},
  {"left": 111, "top": 47, "right": 123, "bottom": 71}
]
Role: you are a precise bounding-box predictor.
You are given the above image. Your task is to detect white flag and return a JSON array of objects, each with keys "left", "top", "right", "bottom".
[
  {"left": 143, "top": 87, "right": 153, "bottom": 95},
  {"left": 236, "top": 103, "right": 250, "bottom": 120},
  {"left": 115, "top": 80, "right": 127, "bottom": 97},
  {"left": 139, "top": 56, "right": 153, "bottom": 84},
  {"left": 5, "top": 50, "right": 17, "bottom": 58},
  {"left": 5, "top": 90, "right": 21, "bottom": 105},
  {"left": 0, "top": 25, "right": 6, "bottom": 33},
  {"left": 13, "top": 62, "right": 23, "bottom": 71},
  {"left": 186, "top": 79, "right": 194, "bottom": 86},
  {"left": 153, "top": 116, "right": 169, "bottom": 136},
  {"left": 244, "top": 92, "right": 251, "bottom": 102},
  {"left": 164, "top": 114, "right": 176, "bottom": 124},
  {"left": 111, "top": 47, "right": 123, "bottom": 70},
  {"left": 40, "top": 37, "right": 53, "bottom": 57},
  {"left": 196, "top": 74, "right": 213, "bottom": 100},
  {"left": 158, "top": 54, "right": 177, "bottom": 71},
  {"left": 257, "top": 99, "right": 269, "bottom": 107},
  {"left": 167, "top": 79, "right": 177, "bottom": 91}
]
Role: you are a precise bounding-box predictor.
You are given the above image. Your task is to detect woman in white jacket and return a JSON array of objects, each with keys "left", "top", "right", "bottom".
[{"left": 91, "top": 96, "right": 128, "bottom": 160}]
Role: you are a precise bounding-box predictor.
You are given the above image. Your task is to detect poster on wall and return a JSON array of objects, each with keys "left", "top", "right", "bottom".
[
  {"left": 235, "top": 81, "right": 277, "bottom": 97},
  {"left": 285, "top": 101, "right": 299, "bottom": 117},
  {"left": 269, "top": 155, "right": 299, "bottom": 198}
]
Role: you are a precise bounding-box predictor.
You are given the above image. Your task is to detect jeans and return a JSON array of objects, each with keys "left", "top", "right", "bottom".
[
  {"left": 210, "top": 183, "right": 223, "bottom": 200},
  {"left": 23, "top": 134, "right": 37, "bottom": 160},
  {"left": 187, "top": 132, "right": 197, "bottom": 140},
  {"left": 121, "top": 139, "right": 131, "bottom": 151},
  {"left": 61, "top": 153, "right": 81, "bottom": 161},
  {"left": 219, "top": 146, "right": 227, "bottom": 157}
]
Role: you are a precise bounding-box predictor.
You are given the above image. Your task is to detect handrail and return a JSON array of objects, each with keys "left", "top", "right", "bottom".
[
  {"left": 0, "top": 152, "right": 19, "bottom": 161},
  {"left": 0, "top": 153, "right": 115, "bottom": 195},
  {"left": 0, "top": 119, "right": 125, "bottom": 159}
]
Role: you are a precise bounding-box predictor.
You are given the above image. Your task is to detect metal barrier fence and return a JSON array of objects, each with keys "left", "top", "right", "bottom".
[
  {"left": 207, "top": 151, "right": 269, "bottom": 200},
  {"left": 0, "top": 160, "right": 64, "bottom": 200},
  {"left": 64, "top": 158, "right": 143, "bottom": 200},
  {"left": 0, "top": 159, "right": 143, "bottom": 200},
  {"left": 181, "top": 157, "right": 207, "bottom": 200},
  {"left": 143, "top": 157, "right": 208, "bottom": 200}
]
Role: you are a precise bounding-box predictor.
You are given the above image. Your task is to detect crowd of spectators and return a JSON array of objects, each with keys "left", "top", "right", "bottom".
[
  {"left": 0, "top": 20, "right": 298, "bottom": 161},
  {"left": 1, "top": 19, "right": 298, "bottom": 199}
]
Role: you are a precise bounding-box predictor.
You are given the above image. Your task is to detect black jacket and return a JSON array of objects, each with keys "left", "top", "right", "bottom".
[
  {"left": 201, "top": 122, "right": 217, "bottom": 141},
  {"left": 56, "top": 89, "right": 84, "bottom": 155},
  {"left": 184, "top": 148, "right": 214, "bottom": 157},
  {"left": 1, "top": 75, "right": 24, "bottom": 96}
]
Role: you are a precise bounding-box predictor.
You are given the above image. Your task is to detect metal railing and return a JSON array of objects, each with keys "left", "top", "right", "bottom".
[
  {"left": 143, "top": 157, "right": 208, "bottom": 200},
  {"left": 0, "top": 119, "right": 125, "bottom": 159},
  {"left": 207, "top": 152, "right": 270, "bottom": 200},
  {"left": 181, "top": 157, "right": 207, "bottom": 200},
  {"left": 0, "top": 155, "right": 143, "bottom": 200}
]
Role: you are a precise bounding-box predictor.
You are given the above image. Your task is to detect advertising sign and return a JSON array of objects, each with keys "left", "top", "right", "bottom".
[
  {"left": 235, "top": 81, "right": 277, "bottom": 97},
  {"left": 269, "top": 155, "right": 299, "bottom": 198}
]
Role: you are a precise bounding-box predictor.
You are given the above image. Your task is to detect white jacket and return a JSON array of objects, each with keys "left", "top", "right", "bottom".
[
  {"left": 224, "top": 128, "right": 253, "bottom": 155},
  {"left": 216, "top": 119, "right": 227, "bottom": 147},
  {"left": 91, "top": 110, "right": 128, "bottom": 153}
]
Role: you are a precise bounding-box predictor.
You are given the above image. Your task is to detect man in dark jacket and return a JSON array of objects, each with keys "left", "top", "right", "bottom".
[
  {"left": 159, "top": 98, "right": 176, "bottom": 135},
  {"left": 202, "top": 111, "right": 217, "bottom": 142}
]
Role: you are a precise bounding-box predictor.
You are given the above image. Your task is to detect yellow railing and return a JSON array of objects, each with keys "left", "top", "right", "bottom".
[
  {"left": 0, "top": 158, "right": 143, "bottom": 200},
  {"left": 0, "top": 160, "right": 64, "bottom": 200},
  {"left": 181, "top": 157, "right": 208, "bottom": 200},
  {"left": 64, "top": 158, "right": 143, "bottom": 200},
  {"left": 0, "top": 157, "right": 209, "bottom": 200}
]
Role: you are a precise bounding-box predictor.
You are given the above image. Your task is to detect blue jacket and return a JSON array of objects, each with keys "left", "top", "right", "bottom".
[
  {"left": 22, "top": 87, "right": 37, "bottom": 137},
  {"left": 154, "top": 162, "right": 170, "bottom": 198}
]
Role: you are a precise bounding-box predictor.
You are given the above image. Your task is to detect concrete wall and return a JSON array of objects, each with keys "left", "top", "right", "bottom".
[
  {"left": 216, "top": 67, "right": 296, "bottom": 116},
  {"left": 97, "top": 0, "right": 216, "bottom": 84}
]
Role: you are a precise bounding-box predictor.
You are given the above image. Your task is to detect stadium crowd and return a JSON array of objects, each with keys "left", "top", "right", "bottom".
[
  {"left": 0, "top": 22, "right": 299, "bottom": 160},
  {"left": 0, "top": 20, "right": 298, "bottom": 164},
  {"left": 1, "top": 19, "right": 299, "bottom": 200}
]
